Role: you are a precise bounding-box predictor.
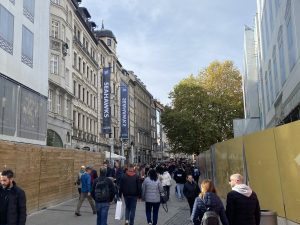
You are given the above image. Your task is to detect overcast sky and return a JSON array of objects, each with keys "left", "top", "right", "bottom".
[{"left": 82, "top": 0, "right": 257, "bottom": 104}]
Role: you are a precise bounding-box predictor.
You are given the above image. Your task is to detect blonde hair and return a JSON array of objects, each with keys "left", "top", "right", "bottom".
[{"left": 199, "top": 179, "right": 216, "bottom": 198}]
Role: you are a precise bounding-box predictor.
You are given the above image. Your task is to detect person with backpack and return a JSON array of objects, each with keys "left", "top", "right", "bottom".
[
  {"left": 183, "top": 175, "right": 200, "bottom": 214},
  {"left": 75, "top": 166, "right": 96, "bottom": 216},
  {"left": 75, "top": 166, "right": 85, "bottom": 195},
  {"left": 226, "top": 174, "right": 260, "bottom": 225},
  {"left": 191, "top": 179, "right": 229, "bottom": 225},
  {"left": 119, "top": 164, "right": 141, "bottom": 225},
  {"left": 92, "top": 167, "right": 115, "bottom": 225}
]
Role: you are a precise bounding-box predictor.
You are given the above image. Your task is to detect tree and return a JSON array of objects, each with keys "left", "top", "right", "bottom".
[{"left": 161, "top": 60, "right": 243, "bottom": 155}]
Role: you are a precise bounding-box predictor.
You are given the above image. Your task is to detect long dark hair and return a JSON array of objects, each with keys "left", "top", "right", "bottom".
[{"left": 148, "top": 169, "right": 158, "bottom": 181}]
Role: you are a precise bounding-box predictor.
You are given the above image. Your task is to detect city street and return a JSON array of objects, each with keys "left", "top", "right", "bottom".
[{"left": 27, "top": 185, "right": 192, "bottom": 225}]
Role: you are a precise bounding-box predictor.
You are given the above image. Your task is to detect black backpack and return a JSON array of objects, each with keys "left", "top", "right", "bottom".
[
  {"left": 94, "top": 178, "right": 110, "bottom": 202},
  {"left": 200, "top": 198, "right": 220, "bottom": 225}
]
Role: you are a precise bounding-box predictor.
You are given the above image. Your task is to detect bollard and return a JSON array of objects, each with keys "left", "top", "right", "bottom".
[{"left": 260, "top": 210, "right": 278, "bottom": 225}]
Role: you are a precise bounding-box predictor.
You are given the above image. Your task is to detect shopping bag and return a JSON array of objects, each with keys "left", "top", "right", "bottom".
[{"left": 115, "top": 200, "right": 123, "bottom": 220}]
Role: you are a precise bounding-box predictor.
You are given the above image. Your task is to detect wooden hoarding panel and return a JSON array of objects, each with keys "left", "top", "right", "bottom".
[
  {"left": 244, "top": 129, "right": 285, "bottom": 217},
  {"left": 274, "top": 121, "right": 300, "bottom": 223}
]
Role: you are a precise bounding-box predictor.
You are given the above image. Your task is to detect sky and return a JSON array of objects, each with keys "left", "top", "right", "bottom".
[{"left": 82, "top": 0, "right": 257, "bottom": 104}]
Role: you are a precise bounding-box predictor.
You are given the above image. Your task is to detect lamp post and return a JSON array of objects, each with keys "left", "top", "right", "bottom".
[{"left": 109, "top": 132, "right": 114, "bottom": 164}]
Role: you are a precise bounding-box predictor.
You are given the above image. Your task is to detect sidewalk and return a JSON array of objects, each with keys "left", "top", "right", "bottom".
[{"left": 27, "top": 185, "right": 192, "bottom": 225}]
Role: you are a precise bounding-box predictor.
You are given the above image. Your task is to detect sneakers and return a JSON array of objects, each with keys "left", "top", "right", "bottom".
[
  {"left": 149, "top": 223, "right": 152, "bottom": 225},
  {"left": 75, "top": 212, "right": 81, "bottom": 216},
  {"left": 125, "top": 220, "right": 129, "bottom": 225}
]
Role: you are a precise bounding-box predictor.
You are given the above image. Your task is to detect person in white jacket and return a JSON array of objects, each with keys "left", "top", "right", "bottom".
[{"left": 161, "top": 168, "right": 172, "bottom": 201}]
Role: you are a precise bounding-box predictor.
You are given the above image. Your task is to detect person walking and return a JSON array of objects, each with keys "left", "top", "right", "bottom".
[
  {"left": 183, "top": 175, "right": 200, "bottom": 214},
  {"left": 92, "top": 167, "right": 115, "bottom": 225},
  {"left": 0, "top": 169, "right": 27, "bottom": 225},
  {"left": 75, "top": 166, "right": 96, "bottom": 216},
  {"left": 119, "top": 164, "right": 141, "bottom": 225},
  {"left": 161, "top": 168, "right": 172, "bottom": 201},
  {"left": 173, "top": 166, "right": 186, "bottom": 200},
  {"left": 191, "top": 179, "right": 229, "bottom": 225},
  {"left": 142, "top": 169, "right": 164, "bottom": 225},
  {"left": 226, "top": 174, "right": 260, "bottom": 225},
  {"left": 191, "top": 164, "right": 200, "bottom": 186},
  {"left": 75, "top": 166, "right": 85, "bottom": 195}
]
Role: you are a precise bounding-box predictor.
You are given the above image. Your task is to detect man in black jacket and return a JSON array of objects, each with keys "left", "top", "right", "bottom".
[
  {"left": 0, "top": 169, "right": 26, "bottom": 225},
  {"left": 92, "top": 167, "right": 115, "bottom": 225},
  {"left": 226, "top": 173, "right": 260, "bottom": 225},
  {"left": 183, "top": 175, "right": 200, "bottom": 214},
  {"left": 173, "top": 166, "right": 186, "bottom": 200},
  {"left": 119, "top": 164, "right": 141, "bottom": 225}
]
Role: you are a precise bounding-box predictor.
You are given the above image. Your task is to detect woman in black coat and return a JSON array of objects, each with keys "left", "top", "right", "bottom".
[{"left": 191, "top": 179, "right": 229, "bottom": 225}]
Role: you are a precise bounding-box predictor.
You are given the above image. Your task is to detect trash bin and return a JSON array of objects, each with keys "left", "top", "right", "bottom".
[{"left": 260, "top": 210, "right": 278, "bottom": 225}]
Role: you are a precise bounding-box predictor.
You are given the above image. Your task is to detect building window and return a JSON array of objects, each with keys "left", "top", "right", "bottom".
[
  {"left": 0, "top": 4, "right": 14, "bottom": 55},
  {"left": 90, "top": 94, "right": 92, "bottom": 106},
  {"left": 277, "top": 27, "right": 286, "bottom": 86},
  {"left": 48, "top": 90, "right": 53, "bottom": 111},
  {"left": 78, "top": 57, "right": 81, "bottom": 72},
  {"left": 21, "top": 25, "right": 34, "bottom": 68},
  {"left": 66, "top": 99, "right": 70, "bottom": 118},
  {"left": 61, "top": 24, "right": 65, "bottom": 41},
  {"left": 107, "top": 38, "right": 111, "bottom": 46},
  {"left": 73, "top": 80, "right": 76, "bottom": 96},
  {"left": 78, "top": 84, "right": 81, "bottom": 99},
  {"left": 51, "top": 0, "right": 60, "bottom": 4},
  {"left": 94, "top": 74, "right": 96, "bottom": 86},
  {"left": 51, "top": 20, "right": 59, "bottom": 38},
  {"left": 268, "top": 61, "right": 274, "bottom": 103},
  {"left": 23, "top": 0, "right": 35, "bottom": 23},
  {"left": 82, "top": 88, "right": 85, "bottom": 102},
  {"left": 87, "top": 91, "right": 89, "bottom": 105},
  {"left": 83, "top": 61, "right": 86, "bottom": 75},
  {"left": 50, "top": 54, "right": 59, "bottom": 74},
  {"left": 65, "top": 68, "right": 69, "bottom": 86},
  {"left": 57, "top": 95, "right": 62, "bottom": 115},
  {"left": 78, "top": 113, "right": 81, "bottom": 129},
  {"left": 272, "top": 47, "right": 279, "bottom": 96},
  {"left": 285, "top": 0, "right": 296, "bottom": 71},
  {"left": 87, "top": 65, "right": 89, "bottom": 80},
  {"left": 82, "top": 115, "right": 85, "bottom": 131},
  {"left": 73, "top": 52, "right": 77, "bottom": 67}
]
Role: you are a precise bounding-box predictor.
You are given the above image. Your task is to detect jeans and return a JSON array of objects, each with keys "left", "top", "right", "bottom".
[
  {"left": 176, "top": 184, "right": 184, "bottom": 199},
  {"left": 163, "top": 186, "right": 170, "bottom": 201},
  {"left": 145, "top": 202, "right": 160, "bottom": 225},
  {"left": 96, "top": 202, "right": 110, "bottom": 225},
  {"left": 75, "top": 192, "right": 96, "bottom": 213},
  {"left": 124, "top": 196, "right": 137, "bottom": 225}
]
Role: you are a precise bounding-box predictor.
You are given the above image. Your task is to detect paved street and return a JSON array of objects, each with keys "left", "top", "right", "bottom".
[{"left": 27, "top": 185, "right": 192, "bottom": 225}]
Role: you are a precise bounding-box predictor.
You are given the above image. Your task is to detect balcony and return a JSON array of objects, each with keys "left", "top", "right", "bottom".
[
  {"left": 50, "top": 36, "right": 68, "bottom": 56},
  {"left": 73, "top": 36, "right": 99, "bottom": 68}
]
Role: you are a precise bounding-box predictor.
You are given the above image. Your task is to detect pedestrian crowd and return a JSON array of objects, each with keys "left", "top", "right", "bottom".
[{"left": 0, "top": 160, "right": 261, "bottom": 225}]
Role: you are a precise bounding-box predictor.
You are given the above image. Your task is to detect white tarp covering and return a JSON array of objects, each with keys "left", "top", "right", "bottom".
[{"left": 105, "top": 151, "right": 126, "bottom": 160}]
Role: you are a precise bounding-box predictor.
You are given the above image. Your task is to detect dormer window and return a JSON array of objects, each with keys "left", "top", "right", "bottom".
[{"left": 107, "top": 38, "right": 111, "bottom": 46}]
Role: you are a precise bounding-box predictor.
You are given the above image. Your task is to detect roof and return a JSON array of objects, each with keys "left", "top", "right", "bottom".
[{"left": 94, "top": 29, "right": 117, "bottom": 42}]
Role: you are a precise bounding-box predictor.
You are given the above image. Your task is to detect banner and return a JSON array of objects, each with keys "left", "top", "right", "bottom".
[
  {"left": 120, "top": 84, "right": 129, "bottom": 139},
  {"left": 102, "top": 67, "right": 111, "bottom": 134}
]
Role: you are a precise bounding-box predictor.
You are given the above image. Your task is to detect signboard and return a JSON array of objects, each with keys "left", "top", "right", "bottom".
[
  {"left": 120, "top": 84, "right": 129, "bottom": 139},
  {"left": 102, "top": 67, "right": 111, "bottom": 134}
]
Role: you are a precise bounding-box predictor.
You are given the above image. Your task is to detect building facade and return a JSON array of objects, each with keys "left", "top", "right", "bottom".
[
  {"left": 245, "top": 0, "right": 300, "bottom": 129},
  {"left": 0, "top": 0, "right": 49, "bottom": 145}
]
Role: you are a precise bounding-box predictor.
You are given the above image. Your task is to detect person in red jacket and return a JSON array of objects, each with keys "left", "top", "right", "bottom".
[{"left": 226, "top": 174, "right": 260, "bottom": 225}]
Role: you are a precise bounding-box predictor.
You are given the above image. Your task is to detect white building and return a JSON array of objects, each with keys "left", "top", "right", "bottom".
[
  {"left": 244, "top": 0, "right": 300, "bottom": 129},
  {"left": 0, "top": 0, "right": 49, "bottom": 145}
]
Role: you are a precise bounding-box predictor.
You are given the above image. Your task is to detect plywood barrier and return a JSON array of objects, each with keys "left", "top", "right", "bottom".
[
  {"left": 0, "top": 141, "right": 104, "bottom": 213},
  {"left": 274, "top": 121, "right": 300, "bottom": 223},
  {"left": 244, "top": 129, "right": 285, "bottom": 217}
]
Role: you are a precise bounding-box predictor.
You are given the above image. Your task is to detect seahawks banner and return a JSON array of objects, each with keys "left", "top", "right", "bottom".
[
  {"left": 102, "top": 67, "right": 111, "bottom": 134},
  {"left": 120, "top": 84, "right": 129, "bottom": 139}
]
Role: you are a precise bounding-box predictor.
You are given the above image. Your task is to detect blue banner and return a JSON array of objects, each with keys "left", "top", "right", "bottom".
[
  {"left": 102, "top": 67, "right": 111, "bottom": 134},
  {"left": 120, "top": 84, "right": 129, "bottom": 139}
]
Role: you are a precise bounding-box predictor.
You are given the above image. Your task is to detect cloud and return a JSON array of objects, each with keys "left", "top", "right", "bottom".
[{"left": 82, "top": 0, "right": 256, "bottom": 104}]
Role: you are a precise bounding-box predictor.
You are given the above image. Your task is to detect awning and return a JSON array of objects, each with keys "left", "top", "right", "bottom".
[{"left": 105, "top": 151, "right": 126, "bottom": 160}]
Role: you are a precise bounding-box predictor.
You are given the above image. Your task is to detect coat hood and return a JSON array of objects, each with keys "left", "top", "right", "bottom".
[{"left": 232, "top": 184, "right": 253, "bottom": 197}]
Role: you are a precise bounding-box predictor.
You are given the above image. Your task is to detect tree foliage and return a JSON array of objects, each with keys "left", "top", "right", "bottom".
[{"left": 161, "top": 61, "right": 243, "bottom": 155}]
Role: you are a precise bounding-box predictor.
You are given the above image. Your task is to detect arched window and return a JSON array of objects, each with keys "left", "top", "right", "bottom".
[{"left": 47, "top": 129, "right": 63, "bottom": 147}]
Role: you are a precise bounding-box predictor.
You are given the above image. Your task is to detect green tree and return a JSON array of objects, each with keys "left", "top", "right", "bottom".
[{"left": 161, "top": 60, "right": 243, "bottom": 155}]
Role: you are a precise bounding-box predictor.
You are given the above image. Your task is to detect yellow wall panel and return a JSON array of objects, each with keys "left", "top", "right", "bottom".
[
  {"left": 214, "top": 142, "right": 231, "bottom": 199},
  {"left": 244, "top": 129, "right": 285, "bottom": 217},
  {"left": 274, "top": 121, "right": 300, "bottom": 223},
  {"left": 226, "top": 137, "right": 244, "bottom": 178}
]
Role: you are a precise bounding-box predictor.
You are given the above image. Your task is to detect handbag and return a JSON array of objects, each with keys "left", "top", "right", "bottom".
[
  {"left": 157, "top": 183, "right": 169, "bottom": 213},
  {"left": 114, "top": 200, "right": 123, "bottom": 220}
]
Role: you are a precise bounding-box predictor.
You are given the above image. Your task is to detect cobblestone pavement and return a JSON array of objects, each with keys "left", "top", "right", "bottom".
[{"left": 27, "top": 185, "right": 193, "bottom": 225}]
